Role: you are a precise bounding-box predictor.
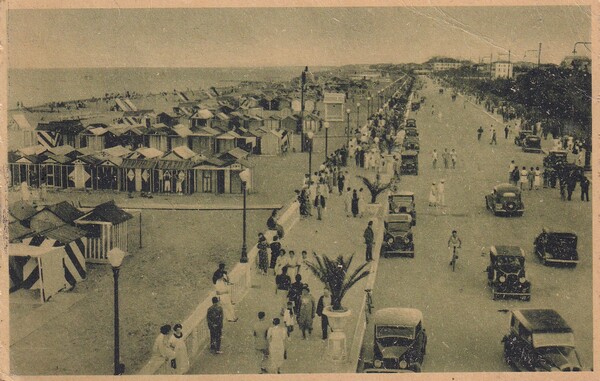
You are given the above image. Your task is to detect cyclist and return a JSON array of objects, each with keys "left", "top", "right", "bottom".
[{"left": 447, "top": 230, "right": 462, "bottom": 266}]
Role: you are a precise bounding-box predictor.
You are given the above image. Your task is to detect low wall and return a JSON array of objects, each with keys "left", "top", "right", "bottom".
[{"left": 138, "top": 197, "right": 299, "bottom": 375}]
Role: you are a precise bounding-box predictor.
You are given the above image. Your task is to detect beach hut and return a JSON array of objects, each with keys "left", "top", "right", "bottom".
[
  {"left": 280, "top": 115, "right": 299, "bottom": 132},
  {"left": 39, "top": 153, "right": 73, "bottom": 189},
  {"left": 120, "top": 158, "right": 157, "bottom": 192},
  {"left": 145, "top": 124, "right": 170, "bottom": 152},
  {"left": 82, "top": 125, "right": 116, "bottom": 152},
  {"left": 9, "top": 201, "right": 38, "bottom": 228},
  {"left": 302, "top": 113, "right": 321, "bottom": 133},
  {"left": 36, "top": 120, "right": 86, "bottom": 148},
  {"left": 75, "top": 200, "right": 132, "bottom": 263},
  {"left": 168, "top": 124, "right": 192, "bottom": 150},
  {"left": 8, "top": 152, "right": 41, "bottom": 188},
  {"left": 68, "top": 155, "right": 100, "bottom": 190},
  {"left": 94, "top": 155, "right": 123, "bottom": 190},
  {"left": 8, "top": 113, "right": 37, "bottom": 150},
  {"left": 263, "top": 115, "right": 282, "bottom": 131},
  {"left": 9, "top": 224, "right": 88, "bottom": 302},
  {"left": 215, "top": 131, "right": 241, "bottom": 154},
  {"left": 323, "top": 92, "right": 346, "bottom": 122},
  {"left": 190, "top": 109, "right": 215, "bottom": 129},
  {"left": 189, "top": 127, "right": 218, "bottom": 156},
  {"left": 155, "top": 159, "right": 196, "bottom": 194},
  {"left": 260, "top": 129, "right": 289, "bottom": 155},
  {"left": 29, "top": 201, "right": 85, "bottom": 233}
]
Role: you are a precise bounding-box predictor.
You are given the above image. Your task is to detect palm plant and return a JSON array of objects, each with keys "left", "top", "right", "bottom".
[
  {"left": 306, "top": 253, "right": 370, "bottom": 311},
  {"left": 359, "top": 175, "right": 391, "bottom": 203}
]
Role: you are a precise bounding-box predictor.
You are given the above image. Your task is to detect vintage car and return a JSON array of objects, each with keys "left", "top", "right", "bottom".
[
  {"left": 522, "top": 135, "right": 542, "bottom": 153},
  {"left": 405, "top": 127, "right": 419, "bottom": 137},
  {"left": 402, "top": 136, "right": 420, "bottom": 152},
  {"left": 406, "top": 118, "right": 417, "bottom": 128},
  {"left": 514, "top": 130, "right": 534, "bottom": 146},
  {"left": 388, "top": 191, "right": 416, "bottom": 225},
  {"left": 370, "top": 308, "right": 426, "bottom": 372},
  {"left": 502, "top": 309, "right": 583, "bottom": 371},
  {"left": 543, "top": 150, "right": 568, "bottom": 170},
  {"left": 485, "top": 183, "right": 524, "bottom": 216},
  {"left": 381, "top": 214, "right": 414, "bottom": 257},
  {"left": 485, "top": 246, "right": 531, "bottom": 301},
  {"left": 411, "top": 102, "right": 420, "bottom": 112},
  {"left": 534, "top": 229, "right": 579, "bottom": 266},
  {"left": 400, "top": 151, "right": 419, "bottom": 175}
]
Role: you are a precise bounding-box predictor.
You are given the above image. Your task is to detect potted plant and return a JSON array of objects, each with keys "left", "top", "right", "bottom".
[
  {"left": 358, "top": 174, "right": 391, "bottom": 216},
  {"left": 306, "top": 252, "right": 370, "bottom": 331}
]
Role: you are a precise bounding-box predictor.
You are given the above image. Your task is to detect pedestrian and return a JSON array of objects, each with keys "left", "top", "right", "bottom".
[
  {"left": 511, "top": 166, "right": 520, "bottom": 186},
  {"left": 316, "top": 289, "right": 331, "bottom": 340},
  {"left": 267, "top": 318, "right": 288, "bottom": 374},
  {"left": 275, "top": 266, "right": 292, "bottom": 294},
  {"left": 519, "top": 167, "right": 528, "bottom": 190},
  {"left": 358, "top": 188, "right": 366, "bottom": 217},
  {"left": 580, "top": 175, "right": 590, "bottom": 201},
  {"left": 504, "top": 125, "right": 509, "bottom": 139},
  {"left": 281, "top": 301, "right": 296, "bottom": 337},
  {"left": 567, "top": 175, "right": 576, "bottom": 201},
  {"left": 257, "top": 233, "right": 269, "bottom": 275},
  {"left": 559, "top": 176, "right": 567, "bottom": 201},
  {"left": 437, "top": 180, "right": 446, "bottom": 208},
  {"left": 534, "top": 167, "right": 542, "bottom": 190},
  {"left": 442, "top": 148, "right": 449, "bottom": 169},
  {"left": 528, "top": 167, "right": 535, "bottom": 191},
  {"left": 432, "top": 149, "right": 438, "bottom": 169},
  {"left": 153, "top": 325, "right": 176, "bottom": 371},
  {"left": 337, "top": 171, "right": 346, "bottom": 195},
  {"left": 344, "top": 187, "right": 352, "bottom": 217},
  {"left": 169, "top": 323, "right": 190, "bottom": 374},
  {"left": 269, "top": 236, "right": 282, "bottom": 274},
  {"left": 287, "top": 274, "right": 305, "bottom": 316},
  {"left": 450, "top": 149, "right": 457, "bottom": 169},
  {"left": 215, "top": 273, "right": 237, "bottom": 322},
  {"left": 364, "top": 221, "right": 375, "bottom": 261},
  {"left": 351, "top": 189, "right": 359, "bottom": 217},
  {"left": 275, "top": 249, "right": 290, "bottom": 276},
  {"left": 287, "top": 250, "right": 301, "bottom": 278},
  {"left": 297, "top": 287, "right": 316, "bottom": 339},
  {"left": 428, "top": 182, "right": 438, "bottom": 207},
  {"left": 267, "top": 209, "right": 284, "bottom": 239},
  {"left": 253, "top": 312, "right": 270, "bottom": 373},
  {"left": 508, "top": 160, "right": 516, "bottom": 183},
  {"left": 207, "top": 297, "right": 224, "bottom": 354},
  {"left": 477, "top": 126, "right": 483, "bottom": 141},
  {"left": 490, "top": 128, "right": 497, "bottom": 145},
  {"left": 314, "top": 189, "right": 325, "bottom": 221}
]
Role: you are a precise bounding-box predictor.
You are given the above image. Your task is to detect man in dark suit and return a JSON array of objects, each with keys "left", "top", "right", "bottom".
[
  {"left": 316, "top": 289, "right": 332, "bottom": 340},
  {"left": 207, "top": 297, "right": 224, "bottom": 354},
  {"left": 364, "top": 221, "right": 375, "bottom": 261}
]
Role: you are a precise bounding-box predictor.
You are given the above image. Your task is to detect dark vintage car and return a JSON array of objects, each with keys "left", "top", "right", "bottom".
[
  {"left": 485, "top": 183, "right": 524, "bottom": 216},
  {"left": 514, "top": 130, "right": 534, "bottom": 146},
  {"left": 388, "top": 191, "right": 416, "bottom": 225},
  {"left": 402, "top": 136, "right": 420, "bottom": 152},
  {"left": 486, "top": 246, "right": 531, "bottom": 301},
  {"left": 405, "top": 127, "right": 419, "bottom": 138},
  {"left": 370, "top": 308, "right": 426, "bottom": 372},
  {"left": 400, "top": 151, "right": 419, "bottom": 175},
  {"left": 534, "top": 229, "right": 578, "bottom": 266},
  {"left": 502, "top": 309, "right": 583, "bottom": 371},
  {"left": 411, "top": 102, "right": 420, "bottom": 112},
  {"left": 382, "top": 214, "right": 414, "bottom": 257},
  {"left": 406, "top": 118, "right": 417, "bottom": 128},
  {"left": 522, "top": 135, "right": 542, "bottom": 153},
  {"left": 543, "top": 150, "right": 569, "bottom": 170}
]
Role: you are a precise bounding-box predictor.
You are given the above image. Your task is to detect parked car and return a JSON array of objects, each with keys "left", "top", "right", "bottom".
[
  {"left": 502, "top": 309, "right": 583, "bottom": 371},
  {"left": 400, "top": 151, "right": 419, "bottom": 175},
  {"left": 485, "top": 246, "right": 531, "bottom": 301},
  {"left": 405, "top": 118, "right": 417, "bottom": 128},
  {"left": 402, "top": 136, "right": 420, "bottom": 152},
  {"left": 543, "top": 150, "right": 569, "bottom": 170},
  {"left": 485, "top": 183, "right": 524, "bottom": 216},
  {"left": 522, "top": 135, "right": 542, "bottom": 153},
  {"left": 405, "top": 127, "right": 419, "bottom": 137},
  {"left": 381, "top": 214, "right": 414, "bottom": 257},
  {"left": 388, "top": 191, "right": 416, "bottom": 225},
  {"left": 534, "top": 229, "right": 578, "bottom": 266},
  {"left": 514, "top": 130, "right": 533, "bottom": 146},
  {"left": 369, "top": 308, "right": 426, "bottom": 372}
]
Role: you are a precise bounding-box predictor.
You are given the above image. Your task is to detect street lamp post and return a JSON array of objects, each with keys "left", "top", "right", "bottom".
[
  {"left": 307, "top": 131, "right": 315, "bottom": 182},
  {"left": 323, "top": 121, "right": 330, "bottom": 159},
  {"left": 356, "top": 102, "right": 361, "bottom": 130},
  {"left": 346, "top": 108, "right": 351, "bottom": 147},
  {"left": 239, "top": 169, "right": 251, "bottom": 263},
  {"left": 367, "top": 96, "right": 371, "bottom": 116},
  {"left": 300, "top": 66, "right": 309, "bottom": 152},
  {"left": 379, "top": 92, "right": 383, "bottom": 111},
  {"left": 107, "top": 248, "right": 126, "bottom": 376}
]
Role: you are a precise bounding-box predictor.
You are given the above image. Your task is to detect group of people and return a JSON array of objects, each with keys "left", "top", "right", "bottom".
[
  {"left": 428, "top": 180, "right": 447, "bottom": 208},
  {"left": 153, "top": 323, "right": 190, "bottom": 374},
  {"left": 508, "top": 161, "right": 543, "bottom": 191},
  {"left": 431, "top": 148, "right": 457, "bottom": 169}
]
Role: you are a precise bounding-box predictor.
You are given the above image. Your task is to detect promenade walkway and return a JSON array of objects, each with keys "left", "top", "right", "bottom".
[{"left": 190, "top": 170, "right": 379, "bottom": 374}]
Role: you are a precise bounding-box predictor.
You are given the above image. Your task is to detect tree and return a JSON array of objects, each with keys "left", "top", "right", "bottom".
[{"left": 359, "top": 175, "right": 392, "bottom": 203}]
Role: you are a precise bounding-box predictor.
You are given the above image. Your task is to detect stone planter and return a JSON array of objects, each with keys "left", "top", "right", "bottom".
[
  {"left": 323, "top": 306, "right": 353, "bottom": 331},
  {"left": 323, "top": 307, "right": 353, "bottom": 362}
]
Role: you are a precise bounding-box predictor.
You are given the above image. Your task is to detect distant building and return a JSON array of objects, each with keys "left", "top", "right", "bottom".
[
  {"left": 323, "top": 92, "right": 346, "bottom": 122},
  {"left": 560, "top": 55, "right": 591, "bottom": 72},
  {"left": 432, "top": 62, "right": 464, "bottom": 71},
  {"left": 491, "top": 61, "right": 514, "bottom": 79}
]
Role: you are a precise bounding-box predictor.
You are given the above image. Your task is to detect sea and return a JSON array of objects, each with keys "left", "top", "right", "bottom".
[{"left": 8, "top": 66, "right": 330, "bottom": 109}]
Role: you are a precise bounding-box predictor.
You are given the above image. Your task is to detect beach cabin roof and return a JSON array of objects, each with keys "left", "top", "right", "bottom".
[
  {"left": 39, "top": 224, "right": 87, "bottom": 244},
  {"left": 219, "top": 147, "right": 250, "bottom": 162},
  {"left": 172, "top": 124, "right": 193, "bottom": 138},
  {"left": 135, "top": 147, "right": 164, "bottom": 159},
  {"left": 86, "top": 126, "right": 109, "bottom": 136},
  {"left": 76, "top": 200, "right": 133, "bottom": 225},
  {"left": 43, "top": 153, "right": 73, "bottom": 165},
  {"left": 12, "top": 114, "right": 34, "bottom": 131},
  {"left": 48, "top": 145, "right": 76, "bottom": 156},
  {"left": 193, "top": 109, "right": 215, "bottom": 120},
  {"left": 37, "top": 119, "right": 85, "bottom": 135},
  {"left": 102, "top": 145, "right": 132, "bottom": 158},
  {"left": 44, "top": 201, "right": 85, "bottom": 223},
  {"left": 169, "top": 146, "right": 197, "bottom": 160},
  {"left": 120, "top": 158, "right": 158, "bottom": 169},
  {"left": 9, "top": 201, "right": 38, "bottom": 222},
  {"left": 9, "top": 222, "right": 33, "bottom": 243},
  {"left": 18, "top": 145, "right": 47, "bottom": 156}
]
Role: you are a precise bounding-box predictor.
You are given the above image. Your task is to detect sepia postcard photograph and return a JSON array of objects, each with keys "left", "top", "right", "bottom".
[{"left": 1, "top": 1, "right": 597, "bottom": 380}]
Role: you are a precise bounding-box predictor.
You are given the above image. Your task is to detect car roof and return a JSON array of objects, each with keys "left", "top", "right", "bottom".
[
  {"left": 541, "top": 228, "right": 577, "bottom": 237},
  {"left": 494, "top": 183, "right": 521, "bottom": 193},
  {"left": 513, "top": 309, "right": 572, "bottom": 333},
  {"left": 374, "top": 308, "right": 423, "bottom": 326},
  {"left": 391, "top": 191, "right": 415, "bottom": 197},
  {"left": 526, "top": 135, "right": 540, "bottom": 140},
  {"left": 548, "top": 150, "right": 568, "bottom": 154},
  {"left": 490, "top": 245, "right": 524, "bottom": 257},
  {"left": 402, "top": 150, "right": 419, "bottom": 156},
  {"left": 385, "top": 213, "right": 413, "bottom": 223},
  {"left": 406, "top": 118, "right": 416, "bottom": 122}
]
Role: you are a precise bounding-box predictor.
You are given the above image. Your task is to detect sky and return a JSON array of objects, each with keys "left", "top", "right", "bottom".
[{"left": 7, "top": 6, "right": 592, "bottom": 68}]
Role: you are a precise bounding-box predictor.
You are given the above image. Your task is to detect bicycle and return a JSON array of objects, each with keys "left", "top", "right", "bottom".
[
  {"left": 365, "top": 289, "right": 374, "bottom": 323},
  {"left": 450, "top": 246, "right": 459, "bottom": 272}
]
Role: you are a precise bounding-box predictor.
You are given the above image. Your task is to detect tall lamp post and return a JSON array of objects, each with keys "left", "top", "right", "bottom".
[
  {"left": 367, "top": 96, "right": 371, "bottom": 116},
  {"left": 378, "top": 92, "right": 383, "bottom": 111},
  {"left": 300, "top": 66, "right": 309, "bottom": 152},
  {"left": 356, "top": 102, "right": 361, "bottom": 131},
  {"left": 107, "top": 248, "right": 126, "bottom": 376},
  {"left": 323, "top": 121, "right": 330, "bottom": 159},
  {"left": 239, "top": 169, "right": 251, "bottom": 263},
  {"left": 307, "top": 131, "right": 315, "bottom": 182},
  {"left": 346, "top": 108, "right": 351, "bottom": 147}
]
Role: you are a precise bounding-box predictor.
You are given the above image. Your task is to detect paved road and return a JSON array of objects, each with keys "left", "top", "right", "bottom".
[{"left": 360, "top": 76, "right": 593, "bottom": 372}]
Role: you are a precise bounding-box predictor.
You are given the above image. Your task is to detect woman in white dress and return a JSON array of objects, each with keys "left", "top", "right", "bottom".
[
  {"left": 533, "top": 167, "right": 542, "bottom": 190},
  {"left": 215, "top": 274, "right": 237, "bottom": 322},
  {"left": 168, "top": 323, "right": 190, "bottom": 374},
  {"left": 428, "top": 182, "right": 438, "bottom": 207},
  {"left": 267, "top": 318, "right": 288, "bottom": 374},
  {"left": 519, "top": 166, "right": 528, "bottom": 190}
]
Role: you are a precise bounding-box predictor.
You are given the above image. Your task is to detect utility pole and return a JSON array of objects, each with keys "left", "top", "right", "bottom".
[{"left": 537, "top": 43, "right": 542, "bottom": 68}]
